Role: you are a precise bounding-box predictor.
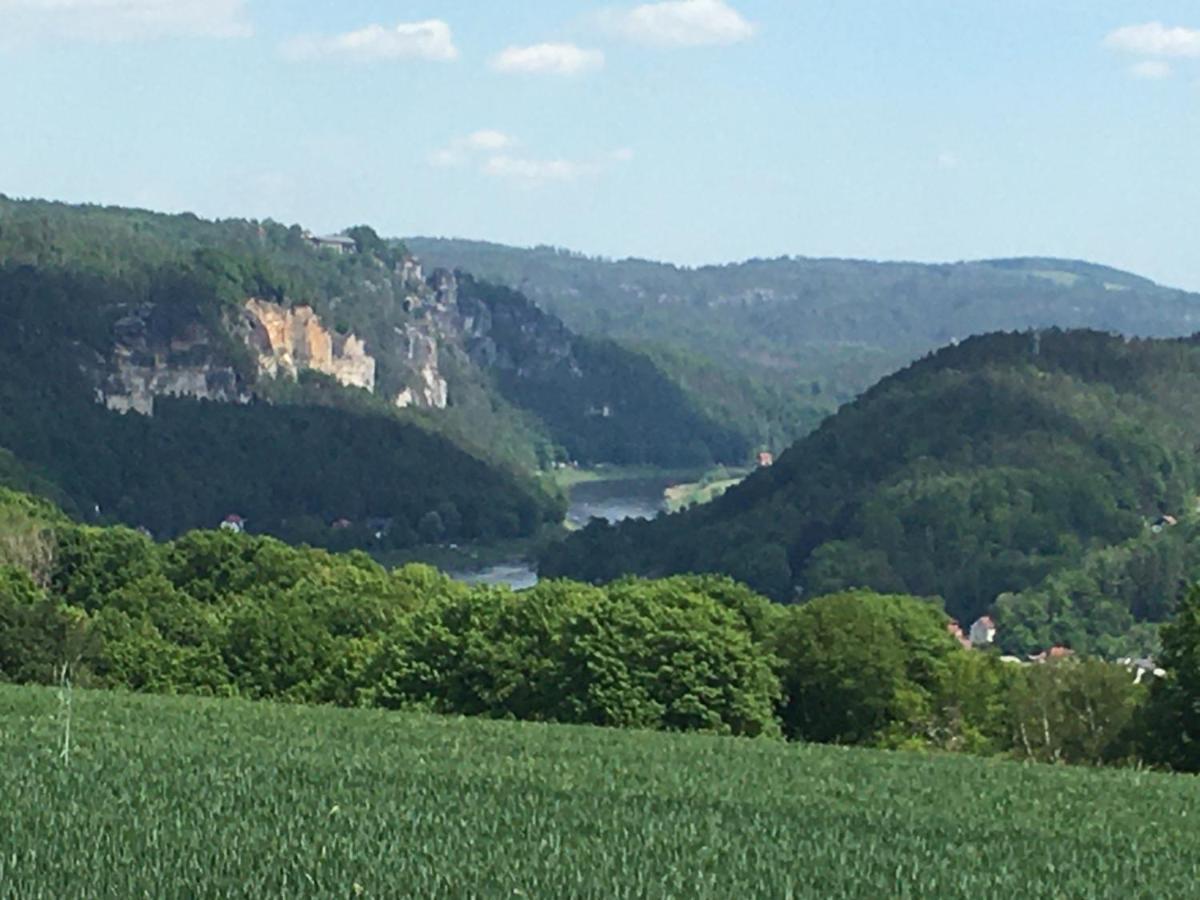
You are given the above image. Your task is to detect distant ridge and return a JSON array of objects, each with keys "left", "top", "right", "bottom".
[{"left": 407, "top": 237, "right": 1200, "bottom": 410}]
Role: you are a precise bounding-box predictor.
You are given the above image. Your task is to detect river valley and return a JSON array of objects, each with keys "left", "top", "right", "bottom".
[{"left": 450, "top": 476, "right": 681, "bottom": 588}]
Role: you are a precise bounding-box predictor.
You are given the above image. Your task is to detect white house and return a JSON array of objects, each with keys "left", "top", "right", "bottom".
[
  {"left": 1117, "top": 657, "right": 1167, "bottom": 684},
  {"left": 220, "top": 514, "right": 245, "bottom": 534},
  {"left": 969, "top": 615, "right": 996, "bottom": 646}
]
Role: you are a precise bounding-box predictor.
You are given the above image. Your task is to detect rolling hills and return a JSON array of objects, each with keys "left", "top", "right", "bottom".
[
  {"left": 0, "top": 196, "right": 747, "bottom": 470},
  {"left": 0, "top": 196, "right": 756, "bottom": 541},
  {"left": 409, "top": 238, "right": 1200, "bottom": 447},
  {"left": 541, "top": 329, "right": 1200, "bottom": 655}
]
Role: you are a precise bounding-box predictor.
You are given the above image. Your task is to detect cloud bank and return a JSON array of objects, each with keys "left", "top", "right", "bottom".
[
  {"left": 431, "top": 132, "right": 633, "bottom": 185},
  {"left": 491, "top": 43, "right": 605, "bottom": 75},
  {"left": 1129, "top": 60, "right": 1172, "bottom": 80},
  {"left": 430, "top": 131, "right": 519, "bottom": 168},
  {"left": 1104, "top": 22, "right": 1200, "bottom": 58},
  {"left": 282, "top": 19, "right": 458, "bottom": 63},
  {"left": 0, "top": 0, "right": 251, "bottom": 42},
  {"left": 483, "top": 148, "right": 634, "bottom": 185},
  {"left": 605, "top": 0, "right": 756, "bottom": 47}
]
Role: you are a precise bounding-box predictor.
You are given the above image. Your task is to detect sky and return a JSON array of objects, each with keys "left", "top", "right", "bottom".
[{"left": 1, "top": 0, "right": 1198, "bottom": 289}]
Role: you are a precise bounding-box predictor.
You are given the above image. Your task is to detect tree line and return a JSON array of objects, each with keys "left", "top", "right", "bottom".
[{"left": 3, "top": 488, "right": 1200, "bottom": 772}]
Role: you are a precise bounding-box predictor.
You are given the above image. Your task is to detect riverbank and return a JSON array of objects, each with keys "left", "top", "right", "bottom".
[
  {"left": 663, "top": 467, "right": 751, "bottom": 513},
  {"left": 549, "top": 464, "right": 712, "bottom": 489},
  {"left": 373, "top": 525, "right": 565, "bottom": 574},
  {"left": 378, "top": 470, "right": 698, "bottom": 588},
  {"left": 378, "top": 466, "right": 742, "bottom": 587}
]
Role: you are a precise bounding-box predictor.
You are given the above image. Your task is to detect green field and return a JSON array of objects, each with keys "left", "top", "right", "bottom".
[
  {"left": 664, "top": 471, "right": 750, "bottom": 514},
  {"left": 548, "top": 464, "right": 710, "bottom": 489},
  {"left": 1, "top": 686, "right": 1197, "bottom": 898}
]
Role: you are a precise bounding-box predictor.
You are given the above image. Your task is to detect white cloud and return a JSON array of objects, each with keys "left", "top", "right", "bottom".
[
  {"left": 483, "top": 148, "right": 634, "bottom": 186},
  {"left": 605, "top": 0, "right": 755, "bottom": 47},
  {"left": 491, "top": 42, "right": 605, "bottom": 75},
  {"left": 465, "top": 130, "right": 516, "bottom": 151},
  {"left": 0, "top": 0, "right": 251, "bottom": 42},
  {"left": 1129, "top": 60, "right": 1172, "bottom": 80},
  {"left": 281, "top": 19, "right": 458, "bottom": 63},
  {"left": 429, "top": 130, "right": 518, "bottom": 167},
  {"left": 430, "top": 131, "right": 632, "bottom": 185},
  {"left": 483, "top": 156, "right": 588, "bottom": 182},
  {"left": 1104, "top": 22, "right": 1200, "bottom": 58},
  {"left": 937, "top": 151, "right": 961, "bottom": 170}
]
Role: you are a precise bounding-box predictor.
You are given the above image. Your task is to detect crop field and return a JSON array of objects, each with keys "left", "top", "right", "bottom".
[{"left": 1, "top": 686, "right": 1198, "bottom": 898}]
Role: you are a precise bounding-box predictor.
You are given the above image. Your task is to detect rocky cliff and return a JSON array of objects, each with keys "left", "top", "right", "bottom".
[
  {"left": 100, "top": 299, "right": 379, "bottom": 414},
  {"left": 99, "top": 310, "right": 247, "bottom": 415},
  {"left": 244, "top": 299, "right": 376, "bottom": 392},
  {"left": 96, "top": 268, "right": 565, "bottom": 422},
  {"left": 392, "top": 324, "right": 448, "bottom": 409},
  {"left": 1, "top": 197, "right": 738, "bottom": 479}
]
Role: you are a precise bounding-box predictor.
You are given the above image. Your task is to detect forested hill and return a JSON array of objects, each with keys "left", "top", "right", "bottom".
[
  {"left": 0, "top": 265, "right": 563, "bottom": 546},
  {"left": 407, "top": 238, "right": 1200, "bottom": 408},
  {"left": 0, "top": 195, "right": 770, "bottom": 543},
  {"left": 0, "top": 196, "right": 745, "bottom": 471},
  {"left": 540, "top": 330, "right": 1200, "bottom": 656}
]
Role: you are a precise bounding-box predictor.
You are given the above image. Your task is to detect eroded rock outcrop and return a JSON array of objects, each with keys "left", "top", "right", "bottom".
[
  {"left": 393, "top": 325, "right": 448, "bottom": 409},
  {"left": 243, "top": 299, "right": 376, "bottom": 392},
  {"left": 100, "top": 314, "right": 246, "bottom": 415},
  {"left": 96, "top": 266, "right": 576, "bottom": 424}
]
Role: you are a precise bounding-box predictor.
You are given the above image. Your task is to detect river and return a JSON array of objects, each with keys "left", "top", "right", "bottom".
[{"left": 449, "top": 476, "right": 677, "bottom": 589}]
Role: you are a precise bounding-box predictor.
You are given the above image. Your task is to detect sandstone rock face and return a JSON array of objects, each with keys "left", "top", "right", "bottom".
[
  {"left": 100, "top": 314, "right": 246, "bottom": 415},
  {"left": 99, "top": 299, "right": 379, "bottom": 415},
  {"left": 243, "top": 299, "right": 376, "bottom": 392},
  {"left": 457, "top": 282, "right": 577, "bottom": 378},
  {"left": 95, "top": 265, "right": 577, "bottom": 426},
  {"left": 393, "top": 325, "right": 448, "bottom": 409},
  {"left": 102, "top": 365, "right": 242, "bottom": 415},
  {"left": 429, "top": 268, "right": 458, "bottom": 308},
  {"left": 400, "top": 258, "right": 424, "bottom": 290}
]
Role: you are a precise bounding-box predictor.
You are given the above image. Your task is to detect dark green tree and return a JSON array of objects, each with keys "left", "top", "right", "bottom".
[
  {"left": 772, "top": 591, "right": 960, "bottom": 746},
  {"left": 1142, "top": 586, "right": 1200, "bottom": 771}
]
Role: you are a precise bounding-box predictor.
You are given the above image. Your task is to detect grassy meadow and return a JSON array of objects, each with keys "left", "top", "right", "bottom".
[
  {"left": 663, "top": 469, "right": 750, "bottom": 514},
  {"left": 2, "top": 685, "right": 1198, "bottom": 898}
]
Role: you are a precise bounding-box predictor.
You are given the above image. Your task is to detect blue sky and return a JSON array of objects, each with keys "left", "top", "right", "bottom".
[{"left": 2, "top": 1, "right": 1198, "bottom": 289}]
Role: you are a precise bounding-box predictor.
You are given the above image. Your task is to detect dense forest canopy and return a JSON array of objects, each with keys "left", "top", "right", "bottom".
[
  {"left": 409, "top": 238, "right": 1200, "bottom": 448},
  {"left": 541, "top": 329, "right": 1200, "bottom": 656},
  {"left": 456, "top": 275, "right": 748, "bottom": 467},
  {"left": 0, "top": 251, "right": 562, "bottom": 545},
  {"left": 0, "top": 195, "right": 786, "bottom": 541},
  {"left": 0, "top": 196, "right": 774, "bottom": 469},
  {"left": 0, "top": 195, "right": 556, "bottom": 467}
]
